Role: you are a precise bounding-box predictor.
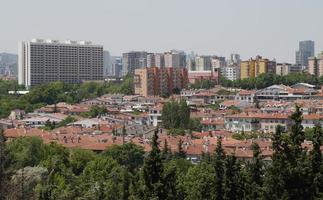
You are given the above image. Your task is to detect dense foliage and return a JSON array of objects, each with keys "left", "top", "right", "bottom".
[
  {"left": 189, "top": 79, "right": 216, "bottom": 89},
  {"left": 0, "top": 76, "right": 133, "bottom": 118},
  {"left": 0, "top": 106, "right": 322, "bottom": 200},
  {"left": 220, "top": 72, "right": 323, "bottom": 89}
]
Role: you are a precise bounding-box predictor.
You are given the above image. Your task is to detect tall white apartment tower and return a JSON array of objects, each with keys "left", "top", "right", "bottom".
[{"left": 18, "top": 39, "right": 103, "bottom": 88}]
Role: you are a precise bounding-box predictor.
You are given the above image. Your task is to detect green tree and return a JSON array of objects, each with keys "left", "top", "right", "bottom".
[
  {"left": 310, "top": 124, "right": 323, "bottom": 198},
  {"left": 214, "top": 136, "right": 225, "bottom": 200},
  {"left": 184, "top": 162, "right": 215, "bottom": 200},
  {"left": 142, "top": 129, "right": 165, "bottom": 199},
  {"left": 223, "top": 155, "right": 242, "bottom": 200},
  {"left": 245, "top": 143, "right": 263, "bottom": 200},
  {"left": 0, "top": 129, "right": 9, "bottom": 200},
  {"left": 102, "top": 143, "right": 145, "bottom": 173}
]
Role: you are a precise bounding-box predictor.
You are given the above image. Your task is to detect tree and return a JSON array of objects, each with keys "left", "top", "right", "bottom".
[
  {"left": 0, "top": 129, "right": 9, "bottom": 200},
  {"left": 102, "top": 143, "right": 145, "bottom": 173},
  {"left": 142, "top": 129, "right": 165, "bottom": 199},
  {"left": 310, "top": 124, "right": 323, "bottom": 198},
  {"left": 214, "top": 136, "right": 225, "bottom": 200},
  {"left": 184, "top": 162, "right": 215, "bottom": 200},
  {"left": 245, "top": 143, "right": 263, "bottom": 200},
  {"left": 223, "top": 155, "right": 242, "bottom": 200}
]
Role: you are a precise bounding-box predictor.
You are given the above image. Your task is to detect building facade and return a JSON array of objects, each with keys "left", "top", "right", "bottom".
[
  {"left": 308, "top": 52, "right": 323, "bottom": 78},
  {"left": 276, "top": 63, "right": 291, "bottom": 76},
  {"left": 296, "top": 40, "right": 315, "bottom": 67},
  {"left": 164, "top": 50, "right": 186, "bottom": 68},
  {"left": 134, "top": 67, "right": 188, "bottom": 97},
  {"left": 122, "top": 51, "right": 147, "bottom": 75},
  {"left": 240, "top": 56, "right": 276, "bottom": 79},
  {"left": 18, "top": 39, "right": 103, "bottom": 88}
]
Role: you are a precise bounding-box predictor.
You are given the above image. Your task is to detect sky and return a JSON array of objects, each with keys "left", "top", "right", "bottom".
[{"left": 1, "top": 0, "right": 323, "bottom": 63}]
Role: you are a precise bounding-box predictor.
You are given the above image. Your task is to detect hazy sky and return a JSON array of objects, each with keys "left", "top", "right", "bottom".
[{"left": 1, "top": 0, "right": 323, "bottom": 62}]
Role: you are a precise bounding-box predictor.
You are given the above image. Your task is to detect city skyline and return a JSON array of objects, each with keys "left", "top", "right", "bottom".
[{"left": 1, "top": 0, "right": 323, "bottom": 63}]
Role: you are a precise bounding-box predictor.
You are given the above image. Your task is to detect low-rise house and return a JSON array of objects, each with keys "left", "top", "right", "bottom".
[{"left": 148, "top": 104, "right": 163, "bottom": 126}]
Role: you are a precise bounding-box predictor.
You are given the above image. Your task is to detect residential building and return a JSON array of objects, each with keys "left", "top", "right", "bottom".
[
  {"left": 308, "top": 52, "right": 323, "bottom": 77},
  {"left": 240, "top": 56, "right": 276, "bottom": 79},
  {"left": 290, "top": 64, "right": 306, "bottom": 73},
  {"left": 276, "top": 63, "right": 291, "bottom": 76},
  {"left": 18, "top": 39, "right": 103, "bottom": 88},
  {"left": 221, "top": 66, "right": 238, "bottom": 81},
  {"left": 122, "top": 51, "right": 147, "bottom": 75},
  {"left": 134, "top": 67, "right": 188, "bottom": 97},
  {"left": 296, "top": 40, "right": 315, "bottom": 67},
  {"left": 146, "top": 53, "right": 165, "bottom": 68},
  {"left": 256, "top": 84, "right": 317, "bottom": 101},
  {"left": 146, "top": 53, "right": 155, "bottom": 68},
  {"left": 164, "top": 50, "right": 186, "bottom": 68}
]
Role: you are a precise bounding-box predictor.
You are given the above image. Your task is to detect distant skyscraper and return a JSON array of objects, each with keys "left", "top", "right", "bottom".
[
  {"left": 18, "top": 39, "right": 103, "bottom": 88},
  {"left": 295, "top": 40, "right": 315, "bottom": 66},
  {"left": 111, "top": 56, "right": 122, "bottom": 78},
  {"left": 195, "top": 56, "right": 212, "bottom": 71},
  {"left": 122, "top": 51, "right": 147, "bottom": 75},
  {"left": 103, "top": 51, "right": 112, "bottom": 77},
  {"left": 164, "top": 50, "right": 186, "bottom": 68}
]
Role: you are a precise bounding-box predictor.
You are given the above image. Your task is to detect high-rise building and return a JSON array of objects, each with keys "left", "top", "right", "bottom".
[
  {"left": 195, "top": 56, "right": 212, "bottom": 71},
  {"left": 276, "top": 63, "right": 292, "bottom": 76},
  {"left": 111, "top": 56, "right": 122, "bottom": 78},
  {"left": 240, "top": 56, "right": 276, "bottom": 79},
  {"left": 134, "top": 67, "right": 188, "bottom": 97},
  {"left": 308, "top": 52, "right": 323, "bottom": 78},
  {"left": 18, "top": 39, "right": 103, "bottom": 88},
  {"left": 122, "top": 51, "right": 147, "bottom": 75},
  {"left": 103, "top": 51, "right": 112, "bottom": 77},
  {"left": 146, "top": 53, "right": 165, "bottom": 68},
  {"left": 164, "top": 50, "right": 186, "bottom": 68},
  {"left": 296, "top": 40, "right": 315, "bottom": 66}
]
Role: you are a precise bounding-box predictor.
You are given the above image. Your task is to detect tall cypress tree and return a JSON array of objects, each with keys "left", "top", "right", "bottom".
[
  {"left": 310, "top": 124, "right": 323, "bottom": 198},
  {"left": 223, "top": 154, "right": 241, "bottom": 200},
  {"left": 0, "top": 129, "right": 8, "bottom": 200},
  {"left": 290, "top": 105, "right": 305, "bottom": 155},
  {"left": 245, "top": 143, "right": 263, "bottom": 200},
  {"left": 263, "top": 125, "right": 289, "bottom": 200},
  {"left": 214, "top": 136, "right": 225, "bottom": 200},
  {"left": 142, "top": 129, "right": 164, "bottom": 199}
]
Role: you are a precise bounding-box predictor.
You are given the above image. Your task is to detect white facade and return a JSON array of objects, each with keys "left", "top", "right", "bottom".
[
  {"left": 18, "top": 39, "right": 103, "bottom": 88},
  {"left": 221, "top": 66, "right": 238, "bottom": 81}
]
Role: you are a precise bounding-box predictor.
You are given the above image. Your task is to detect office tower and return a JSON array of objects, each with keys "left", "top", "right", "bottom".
[
  {"left": 111, "top": 56, "right": 123, "bottom": 77},
  {"left": 134, "top": 67, "right": 188, "bottom": 97},
  {"left": 276, "top": 63, "right": 292, "bottom": 76},
  {"left": 308, "top": 52, "right": 323, "bottom": 77},
  {"left": 228, "top": 54, "right": 241, "bottom": 66},
  {"left": 187, "top": 58, "right": 196, "bottom": 71},
  {"left": 296, "top": 40, "right": 315, "bottom": 66},
  {"left": 103, "top": 51, "right": 112, "bottom": 77},
  {"left": 122, "top": 51, "right": 147, "bottom": 75},
  {"left": 240, "top": 56, "right": 276, "bottom": 79},
  {"left": 164, "top": 50, "right": 186, "bottom": 68},
  {"left": 18, "top": 39, "right": 103, "bottom": 88},
  {"left": 195, "top": 56, "right": 212, "bottom": 71}
]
